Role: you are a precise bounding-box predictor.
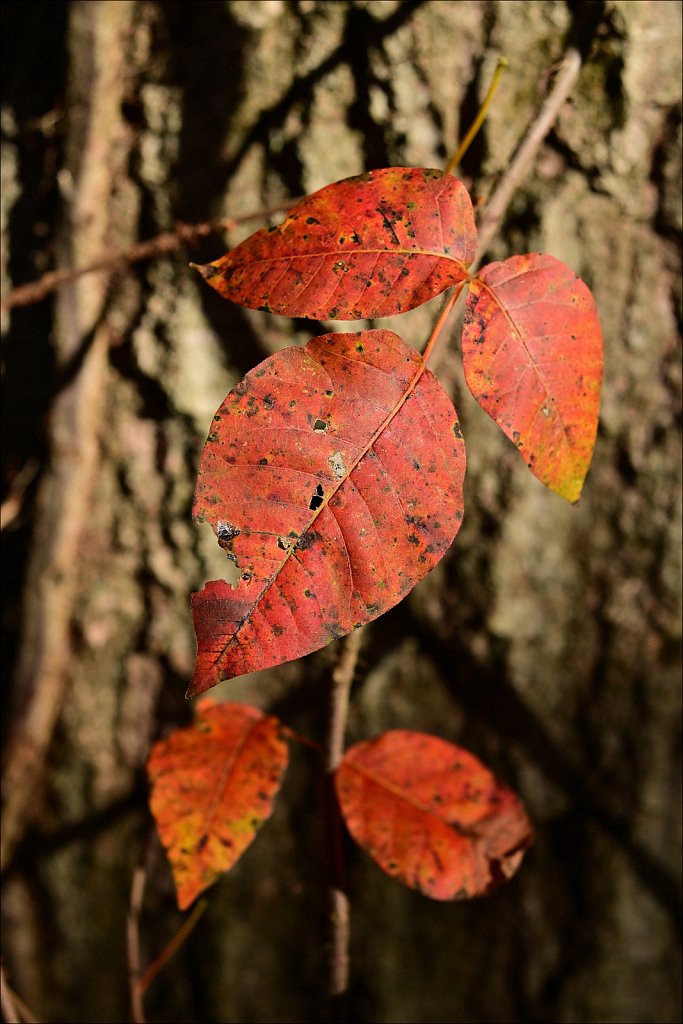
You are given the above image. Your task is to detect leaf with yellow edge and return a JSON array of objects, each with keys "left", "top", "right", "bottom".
[
  {"left": 462, "top": 254, "right": 603, "bottom": 502},
  {"left": 147, "top": 700, "right": 288, "bottom": 910}
]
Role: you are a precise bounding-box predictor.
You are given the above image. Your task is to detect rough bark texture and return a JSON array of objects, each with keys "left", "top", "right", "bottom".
[{"left": 1, "top": 2, "right": 681, "bottom": 1022}]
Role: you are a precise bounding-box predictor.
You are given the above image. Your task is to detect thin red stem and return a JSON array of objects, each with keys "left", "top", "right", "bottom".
[{"left": 421, "top": 280, "right": 468, "bottom": 367}]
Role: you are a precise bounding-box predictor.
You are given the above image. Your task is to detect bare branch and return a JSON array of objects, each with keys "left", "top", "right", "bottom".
[
  {"left": 127, "top": 863, "right": 148, "bottom": 1024},
  {"left": 474, "top": 47, "right": 583, "bottom": 266},
  {"left": 1, "top": 200, "right": 300, "bottom": 313},
  {"left": 0, "top": 964, "right": 39, "bottom": 1024},
  {"left": 137, "top": 900, "right": 208, "bottom": 995},
  {"left": 325, "top": 629, "right": 363, "bottom": 1023}
]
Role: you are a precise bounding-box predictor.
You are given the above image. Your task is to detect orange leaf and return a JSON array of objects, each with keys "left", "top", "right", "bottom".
[
  {"left": 189, "top": 329, "right": 465, "bottom": 696},
  {"left": 147, "top": 701, "right": 288, "bottom": 910},
  {"left": 193, "top": 167, "right": 475, "bottom": 319},
  {"left": 462, "top": 254, "right": 603, "bottom": 502},
  {"left": 335, "top": 731, "right": 532, "bottom": 900}
]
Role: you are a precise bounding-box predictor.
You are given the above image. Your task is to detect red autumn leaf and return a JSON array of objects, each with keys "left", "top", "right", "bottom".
[
  {"left": 189, "top": 329, "right": 465, "bottom": 696},
  {"left": 192, "top": 167, "right": 475, "bottom": 320},
  {"left": 335, "top": 731, "right": 532, "bottom": 900},
  {"left": 147, "top": 701, "right": 288, "bottom": 910},
  {"left": 462, "top": 253, "right": 603, "bottom": 503}
]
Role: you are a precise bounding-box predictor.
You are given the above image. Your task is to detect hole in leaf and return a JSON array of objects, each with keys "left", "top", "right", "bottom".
[
  {"left": 199, "top": 519, "right": 240, "bottom": 589},
  {"left": 223, "top": 553, "right": 242, "bottom": 588},
  {"left": 312, "top": 418, "right": 328, "bottom": 433},
  {"left": 309, "top": 483, "right": 324, "bottom": 511},
  {"left": 277, "top": 536, "right": 291, "bottom": 551}
]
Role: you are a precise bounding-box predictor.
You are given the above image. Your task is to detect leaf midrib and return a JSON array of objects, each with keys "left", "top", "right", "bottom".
[
  {"left": 343, "top": 758, "right": 486, "bottom": 837},
  {"left": 224, "top": 247, "right": 470, "bottom": 269}
]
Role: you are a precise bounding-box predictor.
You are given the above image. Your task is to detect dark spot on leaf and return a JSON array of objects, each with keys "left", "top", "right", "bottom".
[
  {"left": 408, "top": 534, "right": 420, "bottom": 546},
  {"left": 312, "top": 418, "right": 328, "bottom": 432},
  {"left": 217, "top": 521, "right": 241, "bottom": 542},
  {"left": 263, "top": 393, "right": 275, "bottom": 409},
  {"left": 273, "top": 624, "right": 284, "bottom": 636},
  {"left": 453, "top": 422, "right": 463, "bottom": 439},
  {"left": 259, "top": 457, "right": 268, "bottom": 465},
  {"left": 306, "top": 216, "right": 320, "bottom": 225},
  {"left": 406, "top": 514, "right": 428, "bottom": 531},
  {"left": 295, "top": 530, "right": 317, "bottom": 552},
  {"left": 304, "top": 589, "right": 313, "bottom": 598},
  {"left": 197, "top": 834, "right": 209, "bottom": 852}
]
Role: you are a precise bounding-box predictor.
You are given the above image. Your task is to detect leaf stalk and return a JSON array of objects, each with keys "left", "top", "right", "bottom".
[{"left": 421, "top": 281, "right": 468, "bottom": 366}]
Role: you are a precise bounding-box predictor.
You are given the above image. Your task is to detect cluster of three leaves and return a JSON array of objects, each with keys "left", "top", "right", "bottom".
[{"left": 189, "top": 166, "right": 603, "bottom": 695}]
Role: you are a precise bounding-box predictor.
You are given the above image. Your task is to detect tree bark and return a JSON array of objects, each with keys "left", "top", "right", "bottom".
[{"left": 2, "top": 2, "right": 680, "bottom": 1022}]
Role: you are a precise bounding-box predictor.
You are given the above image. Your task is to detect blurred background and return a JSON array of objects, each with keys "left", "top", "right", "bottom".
[{"left": 1, "top": 1, "right": 681, "bottom": 1022}]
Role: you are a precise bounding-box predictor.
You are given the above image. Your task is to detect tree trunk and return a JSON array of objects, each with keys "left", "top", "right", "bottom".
[{"left": 2, "top": 2, "right": 680, "bottom": 1022}]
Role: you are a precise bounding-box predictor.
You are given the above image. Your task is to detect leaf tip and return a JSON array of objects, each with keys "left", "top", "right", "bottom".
[
  {"left": 185, "top": 675, "right": 208, "bottom": 701},
  {"left": 186, "top": 657, "right": 226, "bottom": 700},
  {"left": 550, "top": 472, "right": 586, "bottom": 505}
]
